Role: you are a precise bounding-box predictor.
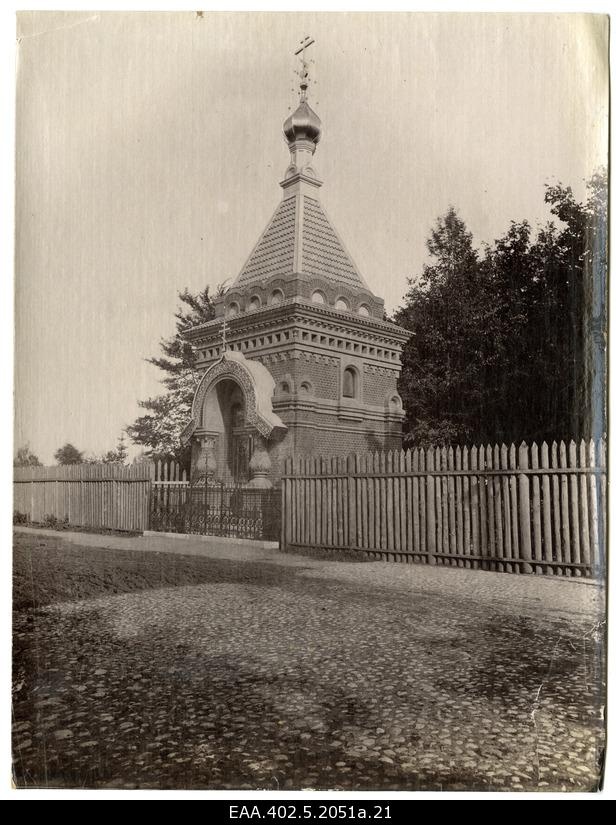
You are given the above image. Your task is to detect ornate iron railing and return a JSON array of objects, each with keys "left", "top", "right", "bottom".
[{"left": 149, "top": 479, "right": 281, "bottom": 541}]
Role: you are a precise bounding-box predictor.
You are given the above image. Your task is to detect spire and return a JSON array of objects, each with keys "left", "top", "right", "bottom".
[
  {"left": 282, "top": 37, "right": 322, "bottom": 183},
  {"left": 228, "top": 38, "right": 376, "bottom": 298}
]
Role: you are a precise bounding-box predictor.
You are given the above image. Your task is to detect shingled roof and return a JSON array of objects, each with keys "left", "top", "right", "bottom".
[{"left": 232, "top": 192, "right": 368, "bottom": 291}]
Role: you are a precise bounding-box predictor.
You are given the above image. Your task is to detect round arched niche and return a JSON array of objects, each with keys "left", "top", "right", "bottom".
[
  {"left": 201, "top": 378, "right": 244, "bottom": 431},
  {"left": 198, "top": 378, "right": 248, "bottom": 482},
  {"left": 387, "top": 394, "right": 403, "bottom": 414},
  {"left": 342, "top": 366, "right": 359, "bottom": 399},
  {"left": 270, "top": 288, "right": 284, "bottom": 305}
]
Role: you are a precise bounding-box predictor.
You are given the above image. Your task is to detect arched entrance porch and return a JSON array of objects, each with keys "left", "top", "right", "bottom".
[{"left": 181, "top": 350, "right": 287, "bottom": 488}]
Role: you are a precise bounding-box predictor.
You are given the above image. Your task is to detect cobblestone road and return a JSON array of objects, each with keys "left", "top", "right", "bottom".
[{"left": 12, "top": 528, "right": 605, "bottom": 791}]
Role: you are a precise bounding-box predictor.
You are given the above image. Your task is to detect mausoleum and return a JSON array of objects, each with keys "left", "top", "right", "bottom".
[{"left": 182, "top": 44, "right": 410, "bottom": 487}]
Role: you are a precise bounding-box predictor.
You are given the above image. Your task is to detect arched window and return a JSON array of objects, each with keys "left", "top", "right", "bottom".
[
  {"left": 311, "top": 290, "right": 326, "bottom": 304},
  {"left": 280, "top": 382, "right": 290, "bottom": 394},
  {"left": 299, "top": 381, "right": 313, "bottom": 396},
  {"left": 248, "top": 295, "right": 261, "bottom": 311},
  {"left": 335, "top": 297, "right": 350, "bottom": 311},
  {"left": 270, "top": 289, "right": 284, "bottom": 305},
  {"left": 227, "top": 301, "right": 240, "bottom": 317},
  {"left": 358, "top": 303, "right": 370, "bottom": 317},
  {"left": 342, "top": 367, "right": 357, "bottom": 399}
]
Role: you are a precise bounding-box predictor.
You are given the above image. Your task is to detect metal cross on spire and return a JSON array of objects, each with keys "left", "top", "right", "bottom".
[{"left": 294, "top": 36, "right": 315, "bottom": 101}]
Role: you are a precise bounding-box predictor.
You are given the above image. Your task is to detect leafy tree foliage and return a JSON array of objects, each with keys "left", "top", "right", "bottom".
[
  {"left": 14, "top": 444, "right": 42, "bottom": 467},
  {"left": 395, "top": 171, "right": 607, "bottom": 446},
  {"left": 54, "top": 443, "right": 84, "bottom": 465},
  {"left": 100, "top": 433, "right": 128, "bottom": 464},
  {"left": 126, "top": 286, "right": 224, "bottom": 463}
]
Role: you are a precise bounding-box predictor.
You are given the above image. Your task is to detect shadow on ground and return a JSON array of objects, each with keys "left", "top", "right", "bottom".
[{"left": 12, "top": 531, "right": 606, "bottom": 791}]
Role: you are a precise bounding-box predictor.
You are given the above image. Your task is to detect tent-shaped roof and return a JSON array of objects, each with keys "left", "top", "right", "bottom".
[{"left": 232, "top": 191, "right": 369, "bottom": 292}]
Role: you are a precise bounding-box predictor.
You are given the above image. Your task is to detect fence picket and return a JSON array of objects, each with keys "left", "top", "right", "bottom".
[
  {"left": 493, "top": 445, "right": 504, "bottom": 573},
  {"left": 440, "top": 447, "right": 449, "bottom": 563},
  {"left": 366, "top": 452, "right": 375, "bottom": 550},
  {"left": 360, "top": 453, "right": 368, "bottom": 549},
  {"left": 579, "top": 440, "right": 591, "bottom": 573},
  {"left": 518, "top": 442, "right": 533, "bottom": 574},
  {"left": 404, "top": 450, "right": 416, "bottom": 561},
  {"left": 531, "top": 443, "right": 542, "bottom": 574},
  {"left": 569, "top": 441, "right": 582, "bottom": 576},
  {"left": 434, "top": 447, "right": 442, "bottom": 561},
  {"left": 380, "top": 452, "right": 388, "bottom": 552},
  {"left": 469, "top": 446, "right": 479, "bottom": 569},
  {"left": 426, "top": 447, "right": 436, "bottom": 565},
  {"left": 455, "top": 447, "right": 463, "bottom": 567},
  {"left": 461, "top": 447, "right": 471, "bottom": 569},
  {"left": 508, "top": 444, "right": 520, "bottom": 574},
  {"left": 387, "top": 451, "right": 395, "bottom": 554},
  {"left": 392, "top": 450, "right": 401, "bottom": 555},
  {"left": 501, "top": 445, "right": 513, "bottom": 573},
  {"left": 540, "top": 442, "right": 554, "bottom": 575},
  {"left": 478, "top": 445, "right": 487, "bottom": 566},
  {"left": 600, "top": 437, "right": 607, "bottom": 572},
  {"left": 551, "top": 442, "right": 562, "bottom": 573},
  {"left": 559, "top": 441, "right": 572, "bottom": 575},
  {"left": 486, "top": 445, "right": 496, "bottom": 571},
  {"left": 419, "top": 449, "right": 427, "bottom": 562},
  {"left": 588, "top": 441, "right": 599, "bottom": 573}
]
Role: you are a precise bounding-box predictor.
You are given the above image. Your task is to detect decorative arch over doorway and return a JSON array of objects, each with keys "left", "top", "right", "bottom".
[{"left": 181, "top": 351, "right": 287, "bottom": 485}]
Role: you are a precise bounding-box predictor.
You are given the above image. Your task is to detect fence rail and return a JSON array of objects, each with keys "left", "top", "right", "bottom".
[
  {"left": 13, "top": 463, "right": 150, "bottom": 532},
  {"left": 282, "top": 439, "right": 607, "bottom": 577}
]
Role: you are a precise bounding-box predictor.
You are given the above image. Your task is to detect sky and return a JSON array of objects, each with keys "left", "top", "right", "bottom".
[{"left": 14, "top": 11, "right": 608, "bottom": 464}]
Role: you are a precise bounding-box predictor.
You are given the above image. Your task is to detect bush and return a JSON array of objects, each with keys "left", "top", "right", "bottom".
[
  {"left": 13, "top": 511, "right": 28, "bottom": 525},
  {"left": 43, "top": 513, "right": 58, "bottom": 528}
]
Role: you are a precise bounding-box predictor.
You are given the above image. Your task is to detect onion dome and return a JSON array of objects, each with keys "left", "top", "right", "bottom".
[{"left": 283, "top": 100, "right": 322, "bottom": 146}]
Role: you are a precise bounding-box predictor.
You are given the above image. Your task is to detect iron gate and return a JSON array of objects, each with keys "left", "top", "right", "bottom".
[{"left": 149, "top": 479, "right": 281, "bottom": 541}]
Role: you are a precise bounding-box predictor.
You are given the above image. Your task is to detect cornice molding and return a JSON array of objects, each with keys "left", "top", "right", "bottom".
[{"left": 184, "top": 299, "right": 410, "bottom": 344}]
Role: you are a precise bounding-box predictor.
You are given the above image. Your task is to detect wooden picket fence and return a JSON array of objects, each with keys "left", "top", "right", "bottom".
[
  {"left": 148, "top": 459, "right": 189, "bottom": 483},
  {"left": 13, "top": 463, "right": 151, "bottom": 532},
  {"left": 282, "top": 439, "right": 607, "bottom": 577}
]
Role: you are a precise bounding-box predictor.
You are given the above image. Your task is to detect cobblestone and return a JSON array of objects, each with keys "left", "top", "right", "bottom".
[{"left": 12, "top": 528, "right": 605, "bottom": 791}]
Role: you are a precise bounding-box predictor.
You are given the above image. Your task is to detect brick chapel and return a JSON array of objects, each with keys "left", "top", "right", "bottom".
[{"left": 182, "top": 43, "right": 410, "bottom": 488}]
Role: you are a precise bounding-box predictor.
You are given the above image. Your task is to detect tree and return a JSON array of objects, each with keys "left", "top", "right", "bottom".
[
  {"left": 395, "top": 171, "right": 607, "bottom": 446},
  {"left": 126, "top": 285, "right": 225, "bottom": 464},
  {"left": 54, "top": 443, "right": 84, "bottom": 465},
  {"left": 541, "top": 170, "right": 608, "bottom": 441},
  {"left": 100, "top": 433, "right": 128, "bottom": 464},
  {"left": 14, "top": 444, "right": 42, "bottom": 467},
  {"left": 395, "top": 207, "right": 494, "bottom": 445}
]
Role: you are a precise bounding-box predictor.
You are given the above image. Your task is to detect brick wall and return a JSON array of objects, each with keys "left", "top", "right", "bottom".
[
  {"left": 362, "top": 367, "right": 399, "bottom": 406},
  {"left": 266, "top": 418, "right": 403, "bottom": 484},
  {"left": 291, "top": 358, "right": 340, "bottom": 399}
]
